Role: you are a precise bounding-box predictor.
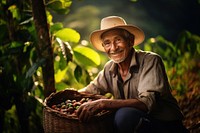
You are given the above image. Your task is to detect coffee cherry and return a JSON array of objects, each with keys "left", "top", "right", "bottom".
[{"left": 51, "top": 97, "right": 93, "bottom": 115}]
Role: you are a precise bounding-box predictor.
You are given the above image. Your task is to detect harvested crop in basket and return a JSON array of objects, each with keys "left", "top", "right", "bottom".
[{"left": 51, "top": 98, "right": 93, "bottom": 115}]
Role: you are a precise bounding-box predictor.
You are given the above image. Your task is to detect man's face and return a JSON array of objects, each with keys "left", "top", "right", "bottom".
[{"left": 101, "top": 29, "right": 132, "bottom": 63}]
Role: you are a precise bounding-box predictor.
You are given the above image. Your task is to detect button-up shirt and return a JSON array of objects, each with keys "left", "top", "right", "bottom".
[{"left": 84, "top": 49, "right": 184, "bottom": 121}]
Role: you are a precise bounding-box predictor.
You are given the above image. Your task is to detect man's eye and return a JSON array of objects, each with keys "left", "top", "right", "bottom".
[
  {"left": 115, "top": 38, "right": 122, "bottom": 43},
  {"left": 103, "top": 41, "right": 111, "bottom": 47}
]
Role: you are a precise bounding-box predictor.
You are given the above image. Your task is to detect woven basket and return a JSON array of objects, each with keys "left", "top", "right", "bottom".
[{"left": 43, "top": 89, "right": 114, "bottom": 133}]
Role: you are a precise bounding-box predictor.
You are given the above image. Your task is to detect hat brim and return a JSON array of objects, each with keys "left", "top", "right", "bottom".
[{"left": 90, "top": 25, "right": 145, "bottom": 52}]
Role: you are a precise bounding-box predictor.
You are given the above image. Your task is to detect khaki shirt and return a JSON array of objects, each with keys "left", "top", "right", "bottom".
[{"left": 85, "top": 49, "right": 184, "bottom": 121}]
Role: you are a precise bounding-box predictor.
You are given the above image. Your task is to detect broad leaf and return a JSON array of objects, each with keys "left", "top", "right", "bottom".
[
  {"left": 55, "top": 67, "right": 67, "bottom": 83},
  {"left": 50, "top": 22, "right": 63, "bottom": 33},
  {"left": 55, "top": 82, "right": 69, "bottom": 91},
  {"left": 74, "top": 65, "right": 82, "bottom": 82},
  {"left": 46, "top": 0, "right": 72, "bottom": 13},
  {"left": 73, "top": 46, "right": 100, "bottom": 67},
  {"left": 8, "top": 5, "right": 20, "bottom": 20},
  {"left": 55, "top": 28, "right": 80, "bottom": 43}
]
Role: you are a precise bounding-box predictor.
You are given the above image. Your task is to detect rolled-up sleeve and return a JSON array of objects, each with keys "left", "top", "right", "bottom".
[{"left": 137, "top": 54, "right": 167, "bottom": 112}]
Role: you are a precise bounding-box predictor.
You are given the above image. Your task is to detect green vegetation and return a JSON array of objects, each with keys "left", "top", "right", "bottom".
[
  {"left": 143, "top": 31, "right": 200, "bottom": 96},
  {"left": 0, "top": 0, "right": 199, "bottom": 132},
  {"left": 0, "top": 0, "right": 103, "bottom": 132}
]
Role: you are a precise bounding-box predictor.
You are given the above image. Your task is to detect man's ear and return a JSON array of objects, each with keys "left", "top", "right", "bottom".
[{"left": 129, "top": 36, "right": 135, "bottom": 47}]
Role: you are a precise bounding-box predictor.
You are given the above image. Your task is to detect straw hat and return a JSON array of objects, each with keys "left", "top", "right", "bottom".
[{"left": 90, "top": 16, "right": 145, "bottom": 52}]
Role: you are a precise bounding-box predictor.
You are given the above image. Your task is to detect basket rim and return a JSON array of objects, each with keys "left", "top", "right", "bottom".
[{"left": 43, "top": 89, "right": 112, "bottom": 121}]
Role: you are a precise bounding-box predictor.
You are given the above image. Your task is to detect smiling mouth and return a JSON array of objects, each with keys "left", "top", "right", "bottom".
[
  {"left": 110, "top": 53, "right": 121, "bottom": 57},
  {"left": 109, "top": 50, "right": 123, "bottom": 56}
]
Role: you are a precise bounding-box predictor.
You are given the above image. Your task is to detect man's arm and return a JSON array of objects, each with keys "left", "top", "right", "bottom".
[
  {"left": 77, "top": 98, "right": 148, "bottom": 122},
  {"left": 102, "top": 98, "right": 148, "bottom": 112}
]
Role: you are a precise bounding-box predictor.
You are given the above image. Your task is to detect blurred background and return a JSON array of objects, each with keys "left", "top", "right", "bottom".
[
  {"left": 0, "top": 0, "right": 200, "bottom": 133},
  {"left": 53, "top": 0, "right": 200, "bottom": 43}
]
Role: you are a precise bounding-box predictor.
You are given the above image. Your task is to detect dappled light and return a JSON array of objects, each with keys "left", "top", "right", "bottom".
[{"left": 0, "top": 0, "right": 199, "bottom": 132}]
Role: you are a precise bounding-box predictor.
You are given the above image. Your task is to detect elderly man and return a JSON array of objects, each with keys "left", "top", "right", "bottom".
[{"left": 77, "top": 16, "right": 188, "bottom": 133}]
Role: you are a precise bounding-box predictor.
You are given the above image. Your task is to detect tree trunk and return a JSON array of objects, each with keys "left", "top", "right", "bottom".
[{"left": 31, "top": 0, "right": 56, "bottom": 97}]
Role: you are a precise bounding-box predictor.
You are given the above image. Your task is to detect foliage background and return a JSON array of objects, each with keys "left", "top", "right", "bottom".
[{"left": 0, "top": 0, "right": 199, "bottom": 132}]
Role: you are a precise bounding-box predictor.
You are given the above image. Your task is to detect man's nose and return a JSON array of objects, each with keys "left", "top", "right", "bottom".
[{"left": 110, "top": 42, "right": 118, "bottom": 51}]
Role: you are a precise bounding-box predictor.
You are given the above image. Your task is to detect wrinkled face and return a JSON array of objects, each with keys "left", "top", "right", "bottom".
[{"left": 101, "top": 29, "right": 133, "bottom": 63}]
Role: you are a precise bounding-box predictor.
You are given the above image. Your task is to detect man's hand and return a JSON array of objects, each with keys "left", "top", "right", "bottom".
[{"left": 76, "top": 99, "right": 104, "bottom": 122}]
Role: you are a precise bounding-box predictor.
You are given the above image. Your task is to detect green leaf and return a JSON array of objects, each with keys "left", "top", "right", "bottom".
[
  {"left": 10, "top": 41, "right": 23, "bottom": 48},
  {"left": 46, "top": 0, "right": 72, "bottom": 9},
  {"left": 51, "top": 8, "right": 70, "bottom": 14},
  {"left": 46, "top": 11, "right": 53, "bottom": 24},
  {"left": 55, "top": 82, "right": 69, "bottom": 91},
  {"left": 74, "top": 65, "right": 82, "bottom": 82},
  {"left": 50, "top": 22, "right": 63, "bottom": 33},
  {"left": 73, "top": 46, "right": 101, "bottom": 67},
  {"left": 46, "top": 0, "right": 72, "bottom": 14},
  {"left": 144, "top": 43, "right": 152, "bottom": 51},
  {"left": 26, "top": 58, "right": 46, "bottom": 78},
  {"left": 55, "top": 28, "right": 80, "bottom": 43},
  {"left": 8, "top": 5, "right": 20, "bottom": 20},
  {"left": 55, "top": 67, "right": 67, "bottom": 83}
]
